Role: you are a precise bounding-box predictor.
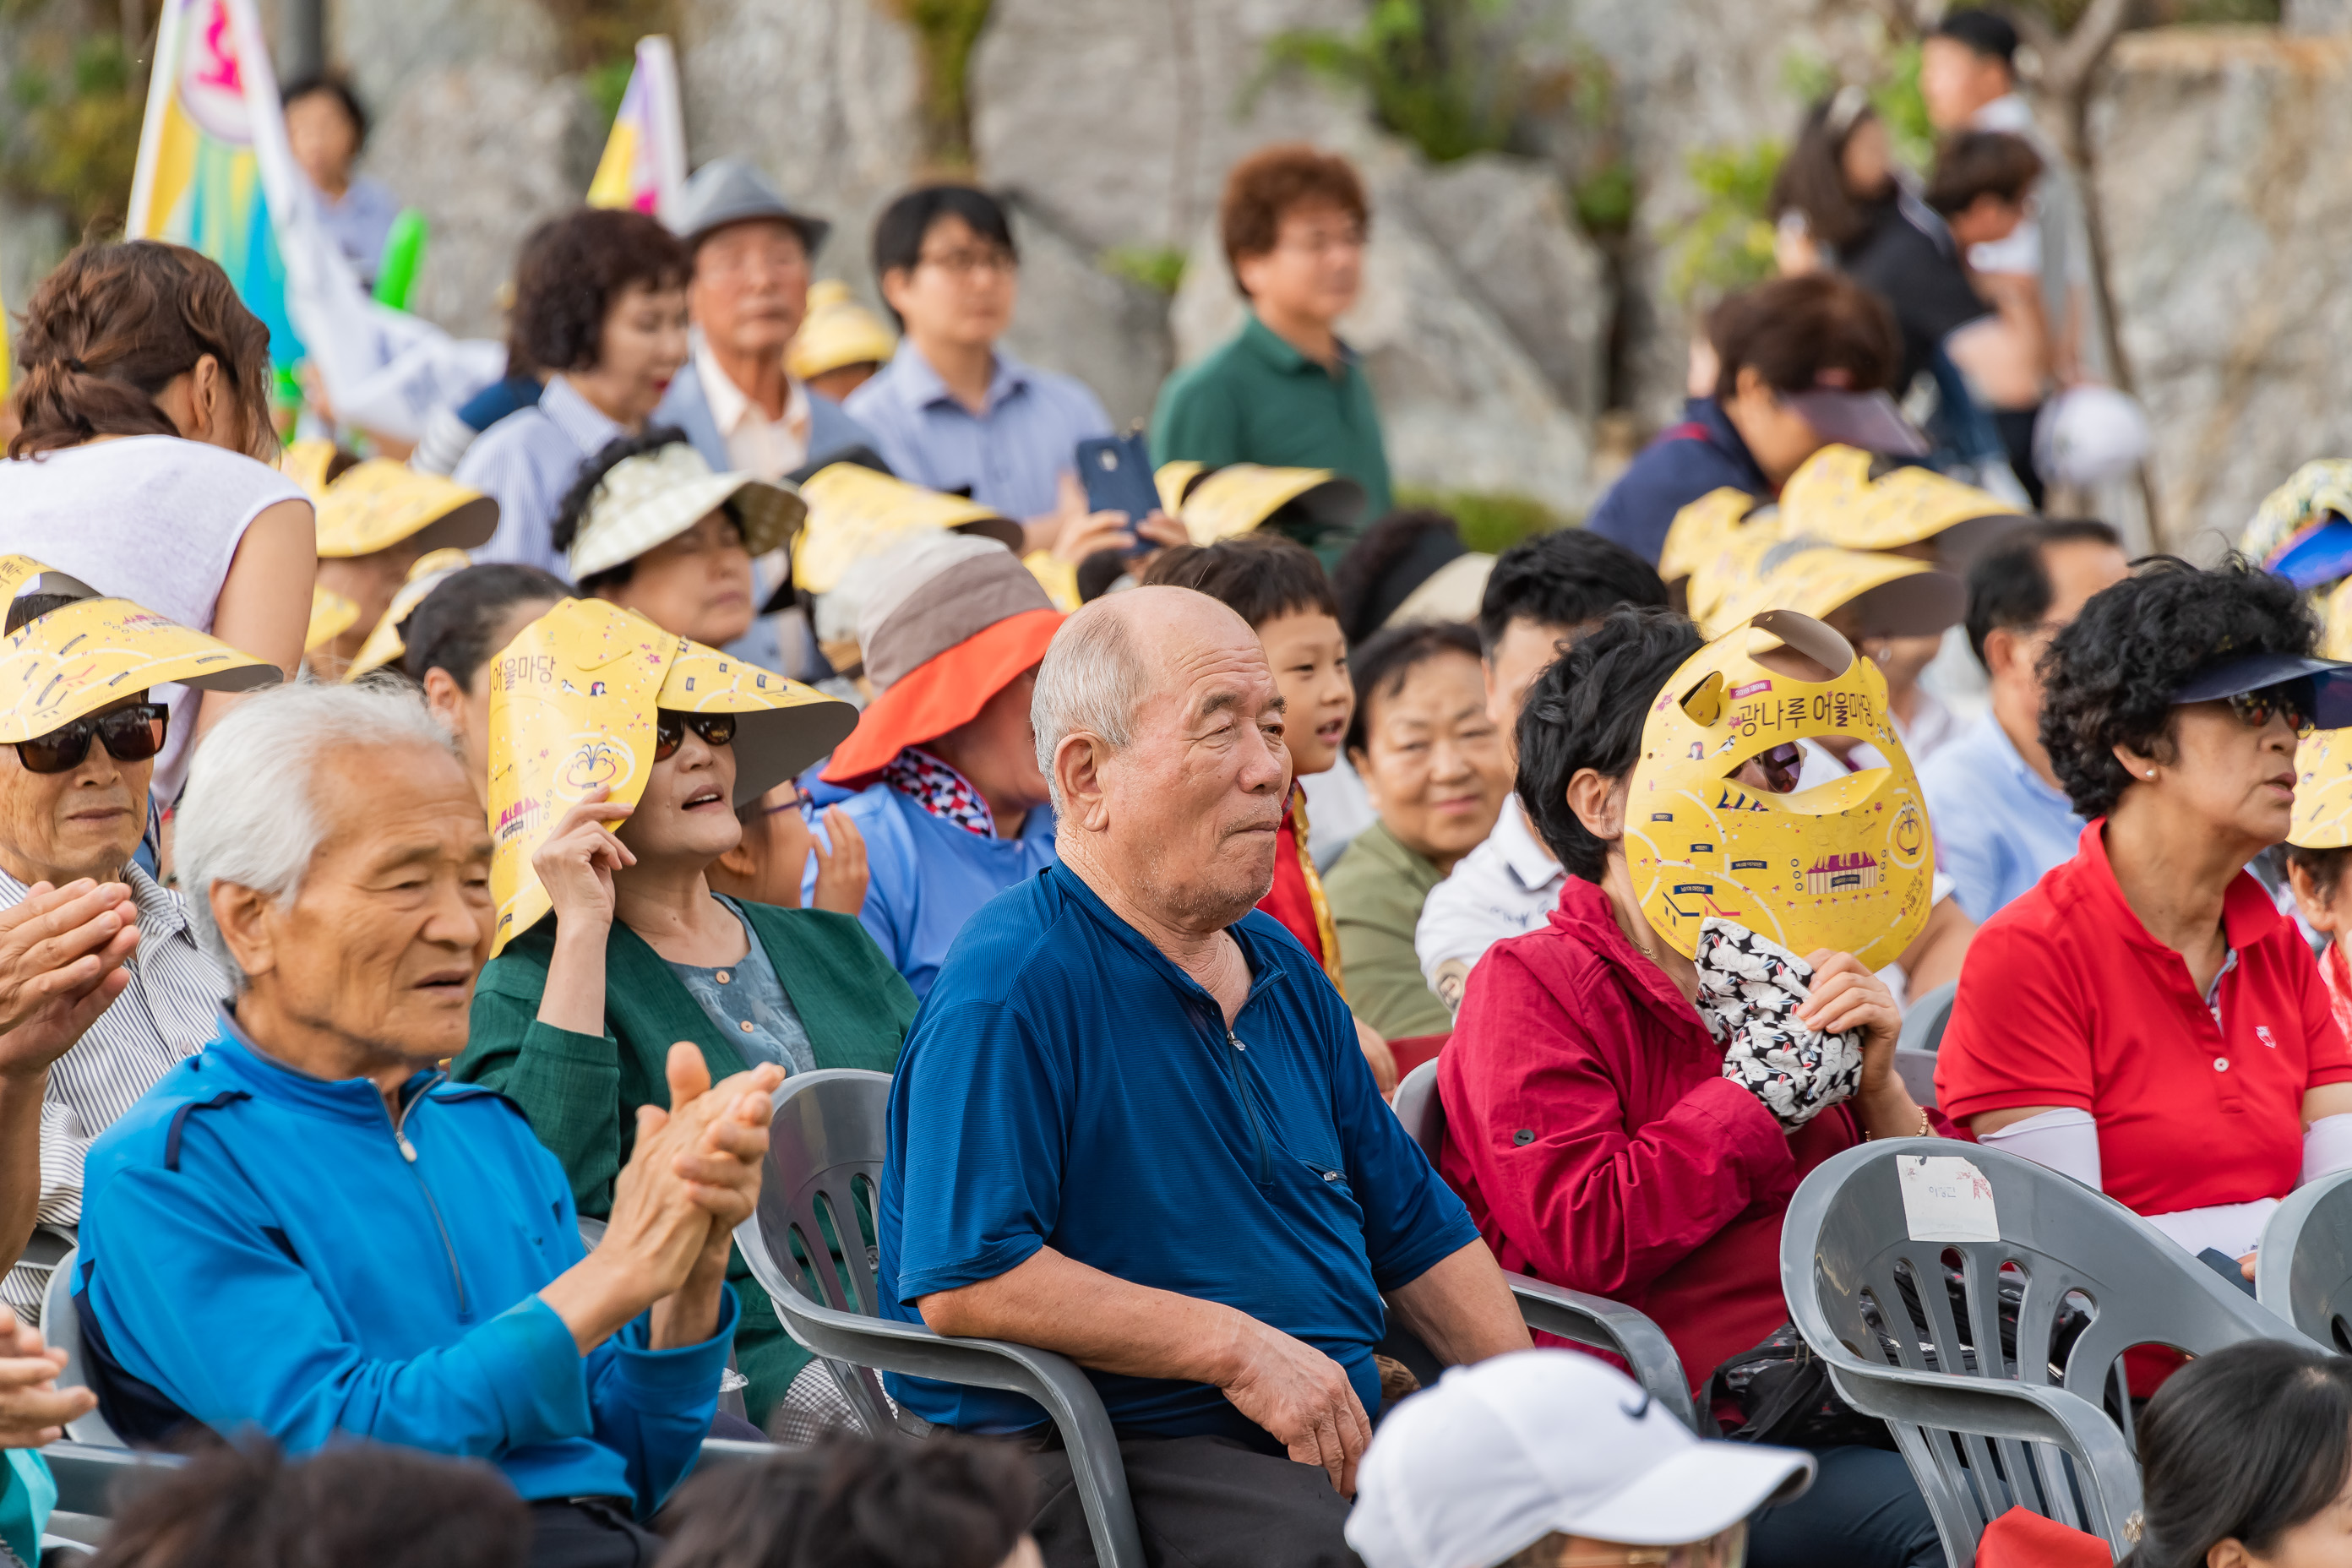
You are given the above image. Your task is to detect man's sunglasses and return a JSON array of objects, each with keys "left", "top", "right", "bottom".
[
  {"left": 652, "top": 710, "right": 738, "bottom": 762},
  {"left": 2225, "top": 678, "right": 2315, "bottom": 736},
  {"left": 14, "top": 703, "right": 170, "bottom": 776}
]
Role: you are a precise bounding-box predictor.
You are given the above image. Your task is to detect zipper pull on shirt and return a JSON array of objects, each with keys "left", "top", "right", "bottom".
[{"left": 398, "top": 1134, "right": 417, "bottom": 1162}]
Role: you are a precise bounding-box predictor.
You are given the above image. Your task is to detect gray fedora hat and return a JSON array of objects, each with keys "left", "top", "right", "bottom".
[{"left": 672, "top": 157, "right": 833, "bottom": 255}]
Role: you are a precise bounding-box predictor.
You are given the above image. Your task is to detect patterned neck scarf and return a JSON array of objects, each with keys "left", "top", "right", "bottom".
[{"left": 883, "top": 746, "right": 996, "bottom": 838}]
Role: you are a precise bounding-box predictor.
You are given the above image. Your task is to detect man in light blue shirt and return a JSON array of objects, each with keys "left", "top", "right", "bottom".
[
  {"left": 1921, "top": 519, "right": 2128, "bottom": 921},
  {"left": 846, "top": 186, "right": 1113, "bottom": 542}
]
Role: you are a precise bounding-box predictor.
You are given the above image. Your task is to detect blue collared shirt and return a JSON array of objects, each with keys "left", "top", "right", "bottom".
[
  {"left": 1919, "top": 711, "right": 2087, "bottom": 923},
  {"left": 454, "top": 373, "right": 626, "bottom": 576},
  {"left": 844, "top": 343, "right": 1112, "bottom": 520},
  {"left": 879, "top": 864, "right": 1478, "bottom": 1440}
]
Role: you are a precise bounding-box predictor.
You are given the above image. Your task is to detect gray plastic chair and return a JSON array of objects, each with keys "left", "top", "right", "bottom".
[
  {"left": 2255, "top": 1168, "right": 2352, "bottom": 1348},
  {"left": 40, "top": 1246, "right": 120, "bottom": 1447},
  {"left": 1783, "top": 1137, "right": 2317, "bottom": 1562},
  {"left": 732, "top": 1070, "right": 1146, "bottom": 1568},
  {"left": 1892, "top": 980, "right": 1957, "bottom": 1108},
  {"left": 1390, "top": 1059, "right": 1696, "bottom": 1429}
]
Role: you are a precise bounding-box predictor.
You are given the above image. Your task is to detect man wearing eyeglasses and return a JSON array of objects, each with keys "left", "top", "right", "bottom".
[
  {"left": 1919, "top": 520, "right": 2129, "bottom": 922},
  {"left": 1152, "top": 144, "right": 1393, "bottom": 536},
  {"left": 846, "top": 184, "right": 1126, "bottom": 558},
  {"left": 0, "top": 580, "right": 279, "bottom": 1320}
]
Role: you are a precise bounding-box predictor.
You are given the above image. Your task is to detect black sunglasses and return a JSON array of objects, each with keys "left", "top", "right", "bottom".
[
  {"left": 15, "top": 702, "right": 170, "bottom": 776},
  {"left": 1748, "top": 742, "right": 1805, "bottom": 794},
  {"left": 652, "top": 710, "right": 738, "bottom": 762},
  {"left": 2226, "top": 679, "right": 2314, "bottom": 737}
]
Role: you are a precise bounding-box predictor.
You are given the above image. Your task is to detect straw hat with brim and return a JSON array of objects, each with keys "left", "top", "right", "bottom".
[
  {"left": 308, "top": 585, "right": 361, "bottom": 652},
  {"left": 821, "top": 532, "right": 1064, "bottom": 787},
  {"left": 791, "top": 462, "right": 1026, "bottom": 595},
  {"left": 0, "top": 558, "right": 279, "bottom": 742},
  {"left": 787, "top": 280, "right": 897, "bottom": 382},
  {"left": 317, "top": 460, "right": 500, "bottom": 559},
  {"left": 345, "top": 549, "right": 475, "bottom": 682},
  {"left": 1778, "top": 444, "right": 2022, "bottom": 568},
  {"left": 1693, "top": 532, "right": 1963, "bottom": 643},
  {"left": 486, "top": 596, "right": 856, "bottom": 956},
  {"left": 569, "top": 442, "right": 806, "bottom": 582},
  {"left": 1178, "top": 464, "right": 1367, "bottom": 546}
]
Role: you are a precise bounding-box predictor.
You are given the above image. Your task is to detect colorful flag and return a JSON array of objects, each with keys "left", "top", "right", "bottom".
[
  {"left": 585, "top": 36, "right": 687, "bottom": 224},
  {"left": 128, "top": 0, "right": 499, "bottom": 439}
]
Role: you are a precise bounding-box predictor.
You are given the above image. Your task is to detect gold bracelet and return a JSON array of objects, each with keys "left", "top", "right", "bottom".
[{"left": 1865, "top": 1106, "right": 1935, "bottom": 1141}]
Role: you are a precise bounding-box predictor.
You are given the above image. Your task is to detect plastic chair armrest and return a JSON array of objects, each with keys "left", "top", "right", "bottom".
[
  {"left": 1820, "top": 1361, "right": 2142, "bottom": 1548},
  {"left": 770, "top": 1294, "right": 1145, "bottom": 1568},
  {"left": 1506, "top": 1277, "right": 1697, "bottom": 1430},
  {"left": 694, "top": 1437, "right": 777, "bottom": 1467},
  {"left": 40, "top": 1441, "right": 184, "bottom": 1519}
]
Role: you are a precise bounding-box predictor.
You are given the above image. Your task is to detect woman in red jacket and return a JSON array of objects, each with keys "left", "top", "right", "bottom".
[{"left": 1439, "top": 605, "right": 1944, "bottom": 1568}]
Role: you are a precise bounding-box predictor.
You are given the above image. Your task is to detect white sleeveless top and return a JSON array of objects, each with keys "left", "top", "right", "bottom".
[{"left": 0, "top": 436, "right": 311, "bottom": 803}]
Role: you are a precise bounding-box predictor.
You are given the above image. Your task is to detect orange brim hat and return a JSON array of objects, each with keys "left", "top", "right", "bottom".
[{"left": 821, "top": 606, "right": 1064, "bottom": 787}]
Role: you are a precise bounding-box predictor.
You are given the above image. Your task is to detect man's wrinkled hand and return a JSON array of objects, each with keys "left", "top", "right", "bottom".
[
  {"left": 1216, "top": 1314, "right": 1370, "bottom": 1496},
  {"left": 0, "top": 880, "right": 140, "bottom": 1078}
]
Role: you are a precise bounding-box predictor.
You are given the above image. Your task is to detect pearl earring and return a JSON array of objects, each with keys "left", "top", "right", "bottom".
[{"left": 2146, "top": 770, "right": 2157, "bottom": 779}]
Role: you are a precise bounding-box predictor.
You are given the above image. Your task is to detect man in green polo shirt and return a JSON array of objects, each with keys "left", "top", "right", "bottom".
[{"left": 1152, "top": 144, "right": 1393, "bottom": 526}]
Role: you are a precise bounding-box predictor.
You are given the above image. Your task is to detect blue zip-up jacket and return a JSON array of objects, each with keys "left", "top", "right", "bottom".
[
  {"left": 76, "top": 1022, "right": 734, "bottom": 1515},
  {"left": 1584, "top": 397, "right": 1771, "bottom": 567}
]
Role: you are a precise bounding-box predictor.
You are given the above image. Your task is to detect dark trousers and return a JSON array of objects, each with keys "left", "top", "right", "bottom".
[
  {"left": 1029, "top": 1435, "right": 1360, "bottom": 1568},
  {"left": 1748, "top": 1446, "right": 1945, "bottom": 1568},
  {"left": 526, "top": 1500, "right": 664, "bottom": 1568}
]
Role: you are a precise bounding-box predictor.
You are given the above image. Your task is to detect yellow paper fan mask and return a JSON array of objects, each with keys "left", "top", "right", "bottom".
[
  {"left": 1624, "top": 610, "right": 1936, "bottom": 969},
  {"left": 1778, "top": 444, "right": 2020, "bottom": 563},
  {"left": 307, "top": 586, "right": 361, "bottom": 653},
  {"left": 0, "top": 555, "right": 279, "bottom": 743},
  {"left": 1173, "top": 464, "right": 1365, "bottom": 546},
  {"left": 345, "top": 549, "right": 476, "bottom": 682},
  {"left": 2293, "top": 727, "right": 2352, "bottom": 851},
  {"left": 316, "top": 460, "right": 499, "bottom": 559},
  {"left": 485, "top": 599, "right": 858, "bottom": 955}
]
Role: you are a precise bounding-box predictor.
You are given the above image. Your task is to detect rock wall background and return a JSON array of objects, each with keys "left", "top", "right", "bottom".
[{"left": 0, "top": 0, "right": 2335, "bottom": 553}]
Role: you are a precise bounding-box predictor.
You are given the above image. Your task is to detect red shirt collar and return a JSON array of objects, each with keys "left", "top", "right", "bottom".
[
  {"left": 1551, "top": 876, "right": 1711, "bottom": 1032},
  {"left": 2071, "top": 818, "right": 2286, "bottom": 955}
]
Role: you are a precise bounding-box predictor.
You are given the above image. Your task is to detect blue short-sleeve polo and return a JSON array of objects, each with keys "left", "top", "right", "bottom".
[{"left": 879, "top": 865, "right": 1477, "bottom": 1440}]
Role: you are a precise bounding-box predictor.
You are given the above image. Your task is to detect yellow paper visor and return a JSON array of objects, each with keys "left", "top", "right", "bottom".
[
  {"left": 0, "top": 599, "right": 279, "bottom": 743},
  {"left": 656, "top": 642, "right": 858, "bottom": 805},
  {"left": 791, "top": 463, "right": 1025, "bottom": 594},
  {"left": 317, "top": 460, "right": 500, "bottom": 559}
]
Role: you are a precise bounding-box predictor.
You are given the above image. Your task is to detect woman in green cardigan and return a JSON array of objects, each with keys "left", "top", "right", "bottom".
[{"left": 455, "top": 604, "right": 917, "bottom": 1427}]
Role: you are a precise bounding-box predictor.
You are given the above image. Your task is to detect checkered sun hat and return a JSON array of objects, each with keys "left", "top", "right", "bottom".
[{"left": 568, "top": 441, "right": 808, "bottom": 581}]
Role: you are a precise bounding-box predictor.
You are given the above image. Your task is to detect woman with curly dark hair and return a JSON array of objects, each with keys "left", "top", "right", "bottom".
[
  {"left": 455, "top": 207, "right": 692, "bottom": 574},
  {"left": 1938, "top": 557, "right": 2352, "bottom": 1271}
]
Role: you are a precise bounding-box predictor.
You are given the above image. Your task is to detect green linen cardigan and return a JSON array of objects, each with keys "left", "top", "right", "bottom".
[{"left": 455, "top": 901, "right": 917, "bottom": 1423}]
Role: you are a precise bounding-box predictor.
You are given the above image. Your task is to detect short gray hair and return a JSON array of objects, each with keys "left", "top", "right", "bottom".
[
  {"left": 176, "top": 679, "right": 458, "bottom": 988},
  {"left": 1032, "top": 601, "right": 1150, "bottom": 814}
]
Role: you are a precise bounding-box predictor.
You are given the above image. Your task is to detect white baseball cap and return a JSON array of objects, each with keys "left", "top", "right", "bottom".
[{"left": 1344, "top": 1352, "right": 1815, "bottom": 1568}]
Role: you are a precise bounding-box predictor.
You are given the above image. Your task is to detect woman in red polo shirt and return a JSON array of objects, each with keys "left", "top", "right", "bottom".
[
  {"left": 1440, "top": 606, "right": 1943, "bottom": 1568},
  {"left": 1938, "top": 558, "right": 2352, "bottom": 1262}
]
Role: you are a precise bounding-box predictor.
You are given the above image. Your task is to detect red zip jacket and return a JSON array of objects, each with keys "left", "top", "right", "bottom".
[{"left": 1439, "top": 876, "right": 1894, "bottom": 1393}]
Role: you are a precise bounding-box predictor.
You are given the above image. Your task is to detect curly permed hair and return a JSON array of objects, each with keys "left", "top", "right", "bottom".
[{"left": 2039, "top": 555, "right": 2314, "bottom": 820}]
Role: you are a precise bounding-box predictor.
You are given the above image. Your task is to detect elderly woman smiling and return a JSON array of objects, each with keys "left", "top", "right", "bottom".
[
  {"left": 1322, "top": 622, "right": 1511, "bottom": 1043},
  {"left": 1938, "top": 558, "right": 2352, "bottom": 1265},
  {"left": 455, "top": 601, "right": 916, "bottom": 1426}
]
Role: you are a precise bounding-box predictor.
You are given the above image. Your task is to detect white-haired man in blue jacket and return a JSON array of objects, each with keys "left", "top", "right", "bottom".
[{"left": 76, "top": 682, "right": 783, "bottom": 1568}]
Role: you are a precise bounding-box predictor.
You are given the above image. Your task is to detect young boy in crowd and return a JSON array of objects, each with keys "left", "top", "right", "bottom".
[
  {"left": 1141, "top": 535, "right": 1397, "bottom": 1090},
  {"left": 2286, "top": 838, "right": 2352, "bottom": 1043}
]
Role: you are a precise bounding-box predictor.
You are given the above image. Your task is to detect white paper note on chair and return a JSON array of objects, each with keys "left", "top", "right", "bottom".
[{"left": 1897, "top": 1155, "right": 2000, "bottom": 1243}]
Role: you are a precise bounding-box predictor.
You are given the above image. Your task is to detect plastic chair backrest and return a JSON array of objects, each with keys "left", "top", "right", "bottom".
[
  {"left": 39, "top": 1248, "right": 122, "bottom": 1446},
  {"left": 1393, "top": 1059, "right": 1444, "bottom": 1163},
  {"left": 2257, "top": 1168, "right": 2352, "bottom": 1348},
  {"left": 1784, "top": 1138, "right": 2309, "bottom": 1556},
  {"left": 734, "top": 1068, "right": 898, "bottom": 1429},
  {"left": 1898, "top": 981, "right": 1957, "bottom": 1055}
]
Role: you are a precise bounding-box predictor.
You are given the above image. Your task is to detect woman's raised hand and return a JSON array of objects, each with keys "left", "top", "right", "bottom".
[
  {"left": 809, "top": 806, "right": 870, "bottom": 916},
  {"left": 531, "top": 787, "right": 635, "bottom": 933}
]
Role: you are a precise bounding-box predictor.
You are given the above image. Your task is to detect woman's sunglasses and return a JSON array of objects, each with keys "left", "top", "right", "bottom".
[
  {"left": 651, "top": 710, "right": 738, "bottom": 762},
  {"left": 2225, "top": 679, "right": 2315, "bottom": 736},
  {"left": 14, "top": 702, "right": 170, "bottom": 776}
]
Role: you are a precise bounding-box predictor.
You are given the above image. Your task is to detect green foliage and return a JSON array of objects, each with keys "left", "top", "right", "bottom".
[
  {"left": 1260, "top": 0, "right": 1518, "bottom": 166},
  {"left": 896, "top": 0, "right": 994, "bottom": 172},
  {"left": 2, "top": 32, "right": 142, "bottom": 240},
  {"left": 1872, "top": 44, "right": 1936, "bottom": 175},
  {"left": 1396, "top": 483, "right": 1571, "bottom": 553},
  {"left": 583, "top": 58, "right": 633, "bottom": 133},
  {"left": 538, "top": 0, "right": 677, "bottom": 73},
  {"left": 1571, "top": 159, "right": 1635, "bottom": 236},
  {"left": 1102, "top": 244, "right": 1187, "bottom": 297},
  {"left": 1663, "top": 139, "right": 1784, "bottom": 303}
]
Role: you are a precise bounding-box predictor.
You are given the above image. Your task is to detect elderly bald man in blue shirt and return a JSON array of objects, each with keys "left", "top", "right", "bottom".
[{"left": 879, "top": 584, "right": 1531, "bottom": 1568}]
